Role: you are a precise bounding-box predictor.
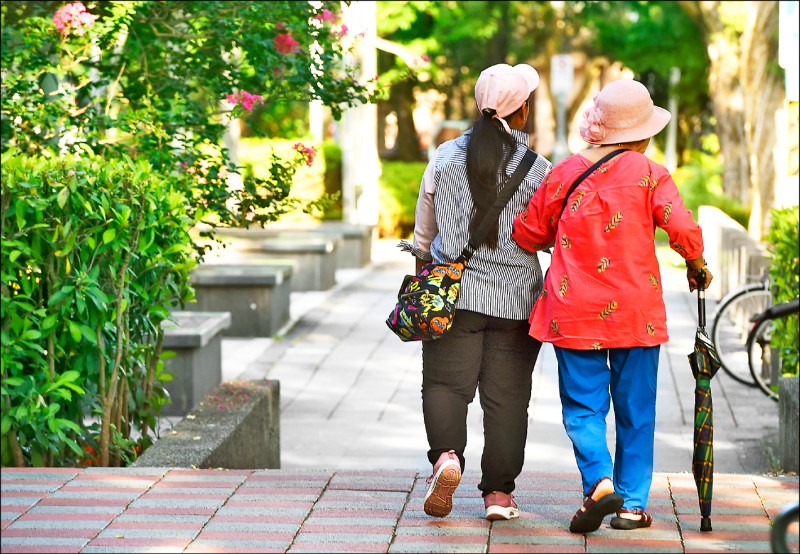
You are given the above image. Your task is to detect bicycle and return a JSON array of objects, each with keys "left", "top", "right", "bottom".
[
  {"left": 710, "top": 275, "right": 773, "bottom": 386},
  {"left": 747, "top": 296, "right": 800, "bottom": 401},
  {"left": 770, "top": 501, "right": 799, "bottom": 554}
]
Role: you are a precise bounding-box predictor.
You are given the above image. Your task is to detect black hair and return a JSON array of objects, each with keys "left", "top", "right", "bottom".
[{"left": 465, "top": 104, "right": 525, "bottom": 249}]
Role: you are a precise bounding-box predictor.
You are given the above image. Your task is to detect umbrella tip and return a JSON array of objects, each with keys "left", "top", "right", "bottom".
[{"left": 700, "top": 516, "right": 712, "bottom": 532}]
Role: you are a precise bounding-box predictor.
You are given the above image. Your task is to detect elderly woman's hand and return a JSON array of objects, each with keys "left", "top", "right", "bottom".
[{"left": 686, "top": 258, "right": 713, "bottom": 292}]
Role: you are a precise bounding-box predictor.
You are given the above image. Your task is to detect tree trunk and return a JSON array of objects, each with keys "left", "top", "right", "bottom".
[
  {"left": 390, "top": 78, "right": 422, "bottom": 162},
  {"left": 741, "top": 1, "right": 783, "bottom": 240},
  {"left": 680, "top": 1, "right": 783, "bottom": 240}
]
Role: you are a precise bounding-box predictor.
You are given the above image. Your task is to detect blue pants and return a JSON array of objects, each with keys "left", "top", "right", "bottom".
[{"left": 554, "top": 346, "right": 660, "bottom": 510}]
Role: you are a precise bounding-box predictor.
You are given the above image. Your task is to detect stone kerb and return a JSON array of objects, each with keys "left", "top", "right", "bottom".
[
  {"left": 134, "top": 379, "right": 280, "bottom": 469},
  {"left": 161, "top": 311, "right": 231, "bottom": 417},
  {"left": 188, "top": 262, "right": 292, "bottom": 337}
]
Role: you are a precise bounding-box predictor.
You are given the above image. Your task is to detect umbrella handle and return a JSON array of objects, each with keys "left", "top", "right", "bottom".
[{"left": 696, "top": 269, "right": 707, "bottom": 329}]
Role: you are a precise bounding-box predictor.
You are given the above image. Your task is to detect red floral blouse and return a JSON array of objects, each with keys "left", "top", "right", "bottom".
[{"left": 512, "top": 150, "right": 705, "bottom": 349}]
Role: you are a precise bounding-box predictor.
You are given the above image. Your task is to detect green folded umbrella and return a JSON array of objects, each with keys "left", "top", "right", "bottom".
[{"left": 688, "top": 274, "right": 721, "bottom": 533}]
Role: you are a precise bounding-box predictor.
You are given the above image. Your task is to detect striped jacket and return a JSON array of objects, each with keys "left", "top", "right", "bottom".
[{"left": 412, "top": 129, "right": 552, "bottom": 320}]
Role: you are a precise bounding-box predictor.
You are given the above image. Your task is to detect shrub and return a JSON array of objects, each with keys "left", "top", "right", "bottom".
[
  {"left": 1, "top": 152, "right": 196, "bottom": 467},
  {"left": 765, "top": 205, "right": 800, "bottom": 376},
  {"left": 673, "top": 141, "right": 750, "bottom": 228},
  {"left": 378, "top": 160, "right": 427, "bottom": 238}
]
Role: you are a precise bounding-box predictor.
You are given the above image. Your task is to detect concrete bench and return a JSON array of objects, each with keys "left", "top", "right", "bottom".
[
  {"left": 216, "top": 222, "right": 374, "bottom": 269},
  {"left": 212, "top": 236, "right": 337, "bottom": 292},
  {"left": 134, "top": 379, "right": 280, "bottom": 469},
  {"left": 161, "top": 311, "right": 231, "bottom": 417},
  {"left": 188, "top": 262, "right": 292, "bottom": 337}
]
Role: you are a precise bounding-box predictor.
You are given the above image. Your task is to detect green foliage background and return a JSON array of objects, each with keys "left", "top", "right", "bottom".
[
  {"left": 378, "top": 161, "right": 428, "bottom": 239},
  {"left": 766, "top": 206, "right": 800, "bottom": 376}
]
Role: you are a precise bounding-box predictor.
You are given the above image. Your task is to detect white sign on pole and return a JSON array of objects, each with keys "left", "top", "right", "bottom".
[{"left": 551, "top": 54, "right": 574, "bottom": 97}]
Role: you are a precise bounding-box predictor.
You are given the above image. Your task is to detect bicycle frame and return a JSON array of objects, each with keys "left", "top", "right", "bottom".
[{"left": 746, "top": 297, "right": 800, "bottom": 400}]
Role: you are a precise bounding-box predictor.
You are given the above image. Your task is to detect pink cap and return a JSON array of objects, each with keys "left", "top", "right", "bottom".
[{"left": 474, "top": 63, "right": 540, "bottom": 119}]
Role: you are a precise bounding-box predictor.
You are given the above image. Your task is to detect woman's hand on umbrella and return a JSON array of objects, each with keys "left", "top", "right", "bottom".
[{"left": 686, "top": 258, "right": 713, "bottom": 291}]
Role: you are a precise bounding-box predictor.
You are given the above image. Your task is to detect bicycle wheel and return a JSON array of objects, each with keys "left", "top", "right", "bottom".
[
  {"left": 747, "top": 318, "right": 779, "bottom": 401},
  {"left": 710, "top": 284, "right": 772, "bottom": 386}
]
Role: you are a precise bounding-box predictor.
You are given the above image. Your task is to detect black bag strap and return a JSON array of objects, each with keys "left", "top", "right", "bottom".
[
  {"left": 461, "top": 148, "right": 537, "bottom": 260},
  {"left": 557, "top": 148, "right": 627, "bottom": 220}
]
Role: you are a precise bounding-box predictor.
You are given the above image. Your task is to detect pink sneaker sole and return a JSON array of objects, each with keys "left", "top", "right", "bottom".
[{"left": 423, "top": 460, "right": 461, "bottom": 517}]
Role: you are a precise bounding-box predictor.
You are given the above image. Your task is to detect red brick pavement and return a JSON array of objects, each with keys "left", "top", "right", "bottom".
[{"left": 1, "top": 468, "right": 797, "bottom": 553}]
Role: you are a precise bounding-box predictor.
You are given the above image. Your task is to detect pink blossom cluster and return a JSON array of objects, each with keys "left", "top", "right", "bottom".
[
  {"left": 579, "top": 94, "right": 606, "bottom": 143},
  {"left": 226, "top": 91, "right": 264, "bottom": 112},
  {"left": 52, "top": 2, "right": 98, "bottom": 37},
  {"left": 293, "top": 143, "right": 317, "bottom": 167},
  {"left": 314, "top": 9, "right": 341, "bottom": 23},
  {"left": 273, "top": 23, "right": 301, "bottom": 55}
]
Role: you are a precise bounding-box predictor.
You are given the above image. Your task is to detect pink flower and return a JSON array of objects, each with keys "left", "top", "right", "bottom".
[
  {"left": 293, "top": 143, "right": 317, "bottom": 167},
  {"left": 53, "top": 2, "right": 97, "bottom": 37},
  {"left": 314, "top": 9, "right": 340, "bottom": 23},
  {"left": 226, "top": 90, "right": 264, "bottom": 112},
  {"left": 579, "top": 95, "right": 606, "bottom": 143},
  {"left": 274, "top": 32, "right": 301, "bottom": 55},
  {"left": 421, "top": 55, "right": 430, "bottom": 62}
]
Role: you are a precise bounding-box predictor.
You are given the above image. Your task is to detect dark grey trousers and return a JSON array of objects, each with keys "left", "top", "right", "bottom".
[{"left": 421, "top": 309, "right": 542, "bottom": 496}]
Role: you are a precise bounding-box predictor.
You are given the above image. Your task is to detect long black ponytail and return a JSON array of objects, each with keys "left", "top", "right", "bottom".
[{"left": 465, "top": 106, "right": 522, "bottom": 249}]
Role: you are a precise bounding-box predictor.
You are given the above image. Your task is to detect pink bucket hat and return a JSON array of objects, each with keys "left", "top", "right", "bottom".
[
  {"left": 475, "top": 63, "right": 540, "bottom": 132},
  {"left": 579, "top": 79, "right": 671, "bottom": 145}
]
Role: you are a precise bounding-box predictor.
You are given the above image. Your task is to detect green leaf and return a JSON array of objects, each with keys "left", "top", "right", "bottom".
[
  {"left": 48, "top": 285, "right": 75, "bottom": 306},
  {"left": 42, "top": 314, "right": 58, "bottom": 330},
  {"left": 9, "top": 250, "right": 21, "bottom": 263},
  {"left": 22, "top": 329, "right": 42, "bottom": 340},
  {"left": 68, "top": 320, "right": 82, "bottom": 342},
  {"left": 1, "top": 416, "right": 12, "bottom": 435},
  {"left": 15, "top": 199, "right": 26, "bottom": 230},
  {"left": 57, "top": 187, "right": 70, "bottom": 208},
  {"left": 102, "top": 228, "right": 116, "bottom": 244},
  {"left": 57, "top": 370, "right": 81, "bottom": 384},
  {"left": 54, "top": 418, "right": 82, "bottom": 434},
  {"left": 62, "top": 435, "right": 84, "bottom": 457}
]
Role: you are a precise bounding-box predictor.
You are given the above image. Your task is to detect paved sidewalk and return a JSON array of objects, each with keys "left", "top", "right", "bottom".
[
  {"left": 1, "top": 239, "right": 798, "bottom": 553},
  {"left": 1, "top": 467, "right": 797, "bottom": 553}
]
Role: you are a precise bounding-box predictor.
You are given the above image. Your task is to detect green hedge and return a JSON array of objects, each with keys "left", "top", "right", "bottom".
[
  {"left": 766, "top": 205, "right": 800, "bottom": 376},
  {"left": 1, "top": 152, "right": 196, "bottom": 467},
  {"left": 378, "top": 160, "right": 427, "bottom": 238},
  {"left": 673, "top": 142, "right": 750, "bottom": 227}
]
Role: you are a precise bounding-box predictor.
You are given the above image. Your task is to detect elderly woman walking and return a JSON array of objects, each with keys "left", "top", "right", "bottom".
[{"left": 512, "top": 79, "right": 714, "bottom": 533}]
